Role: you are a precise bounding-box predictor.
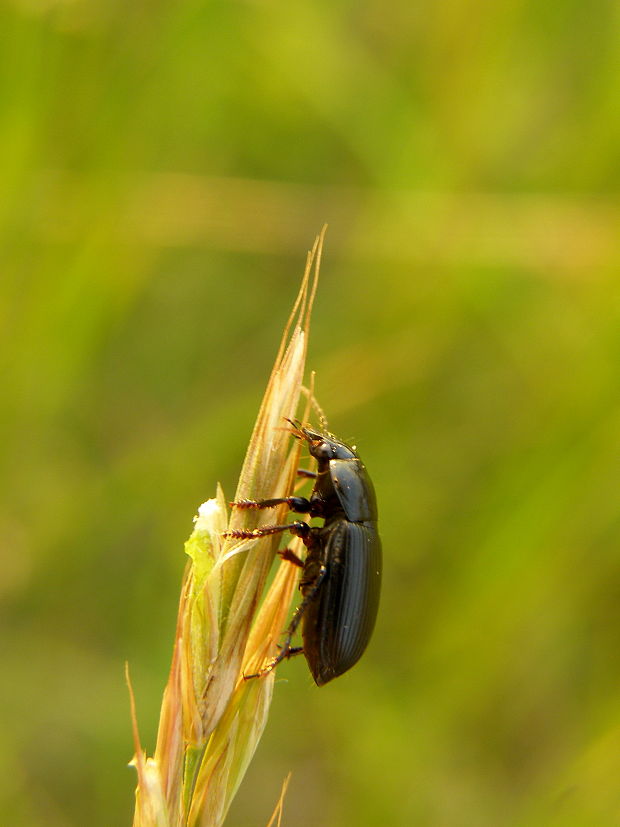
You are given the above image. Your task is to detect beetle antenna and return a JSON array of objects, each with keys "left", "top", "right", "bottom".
[{"left": 283, "top": 417, "right": 305, "bottom": 440}]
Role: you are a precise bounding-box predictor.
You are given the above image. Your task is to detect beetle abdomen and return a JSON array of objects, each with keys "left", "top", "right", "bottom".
[{"left": 302, "top": 519, "right": 382, "bottom": 686}]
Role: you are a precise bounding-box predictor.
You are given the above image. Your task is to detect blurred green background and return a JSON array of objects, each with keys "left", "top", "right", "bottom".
[{"left": 1, "top": 1, "right": 620, "bottom": 825}]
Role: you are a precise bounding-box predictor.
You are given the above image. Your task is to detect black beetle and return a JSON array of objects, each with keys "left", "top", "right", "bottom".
[{"left": 227, "top": 421, "right": 381, "bottom": 686}]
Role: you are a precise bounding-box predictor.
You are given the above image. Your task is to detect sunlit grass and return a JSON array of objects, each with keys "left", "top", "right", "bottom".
[{"left": 130, "top": 232, "right": 324, "bottom": 826}]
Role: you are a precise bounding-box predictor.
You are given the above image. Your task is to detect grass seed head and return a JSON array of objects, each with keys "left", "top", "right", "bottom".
[{"left": 131, "top": 228, "right": 326, "bottom": 827}]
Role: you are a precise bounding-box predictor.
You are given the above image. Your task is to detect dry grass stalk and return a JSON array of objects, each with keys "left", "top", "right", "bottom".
[
  {"left": 129, "top": 229, "right": 325, "bottom": 827},
  {"left": 265, "top": 772, "right": 292, "bottom": 827}
]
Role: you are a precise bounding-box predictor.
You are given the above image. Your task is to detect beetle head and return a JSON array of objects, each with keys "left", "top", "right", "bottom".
[
  {"left": 284, "top": 418, "right": 358, "bottom": 460},
  {"left": 303, "top": 428, "right": 358, "bottom": 461}
]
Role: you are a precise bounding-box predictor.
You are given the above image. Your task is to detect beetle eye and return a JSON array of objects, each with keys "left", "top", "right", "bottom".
[{"left": 313, "top": 440, "right": 333, "bottom": 459}]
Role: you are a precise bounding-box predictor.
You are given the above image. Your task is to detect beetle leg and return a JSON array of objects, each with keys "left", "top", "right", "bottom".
[
  {"left": 231, "top": 496, "right": 312, "bottom": 513},
  {"left": 224, "top": 520, "right": 310, "bottom": 540},
  {"left": 296, "top": 468, "right": 317, "bottom": 479},
  {"left": 243, "top": 564, "right": 327, "bottom": 681},
  {"left": 277, "top": 646, "right": 304, "bottom": 658},
  {"left": 278, "top": 547, "right": 304, "bottom": 568},
  {"left": 282, "top": 562, "right": 327, "bottom": 641}
]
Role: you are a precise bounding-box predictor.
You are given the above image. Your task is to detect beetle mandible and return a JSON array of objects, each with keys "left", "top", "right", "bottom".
[{"left": 227, "top": 420, "right": 382, "bottom": 686}]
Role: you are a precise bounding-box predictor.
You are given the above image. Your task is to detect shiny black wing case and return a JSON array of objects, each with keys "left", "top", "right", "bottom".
[{"left": 302, "top": 518, "right": 382, "bottom": 686}]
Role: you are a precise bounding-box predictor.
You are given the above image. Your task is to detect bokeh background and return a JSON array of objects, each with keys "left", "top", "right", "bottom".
[{"left": 2, "top": 1, "right": 620, "bottom": 825}]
